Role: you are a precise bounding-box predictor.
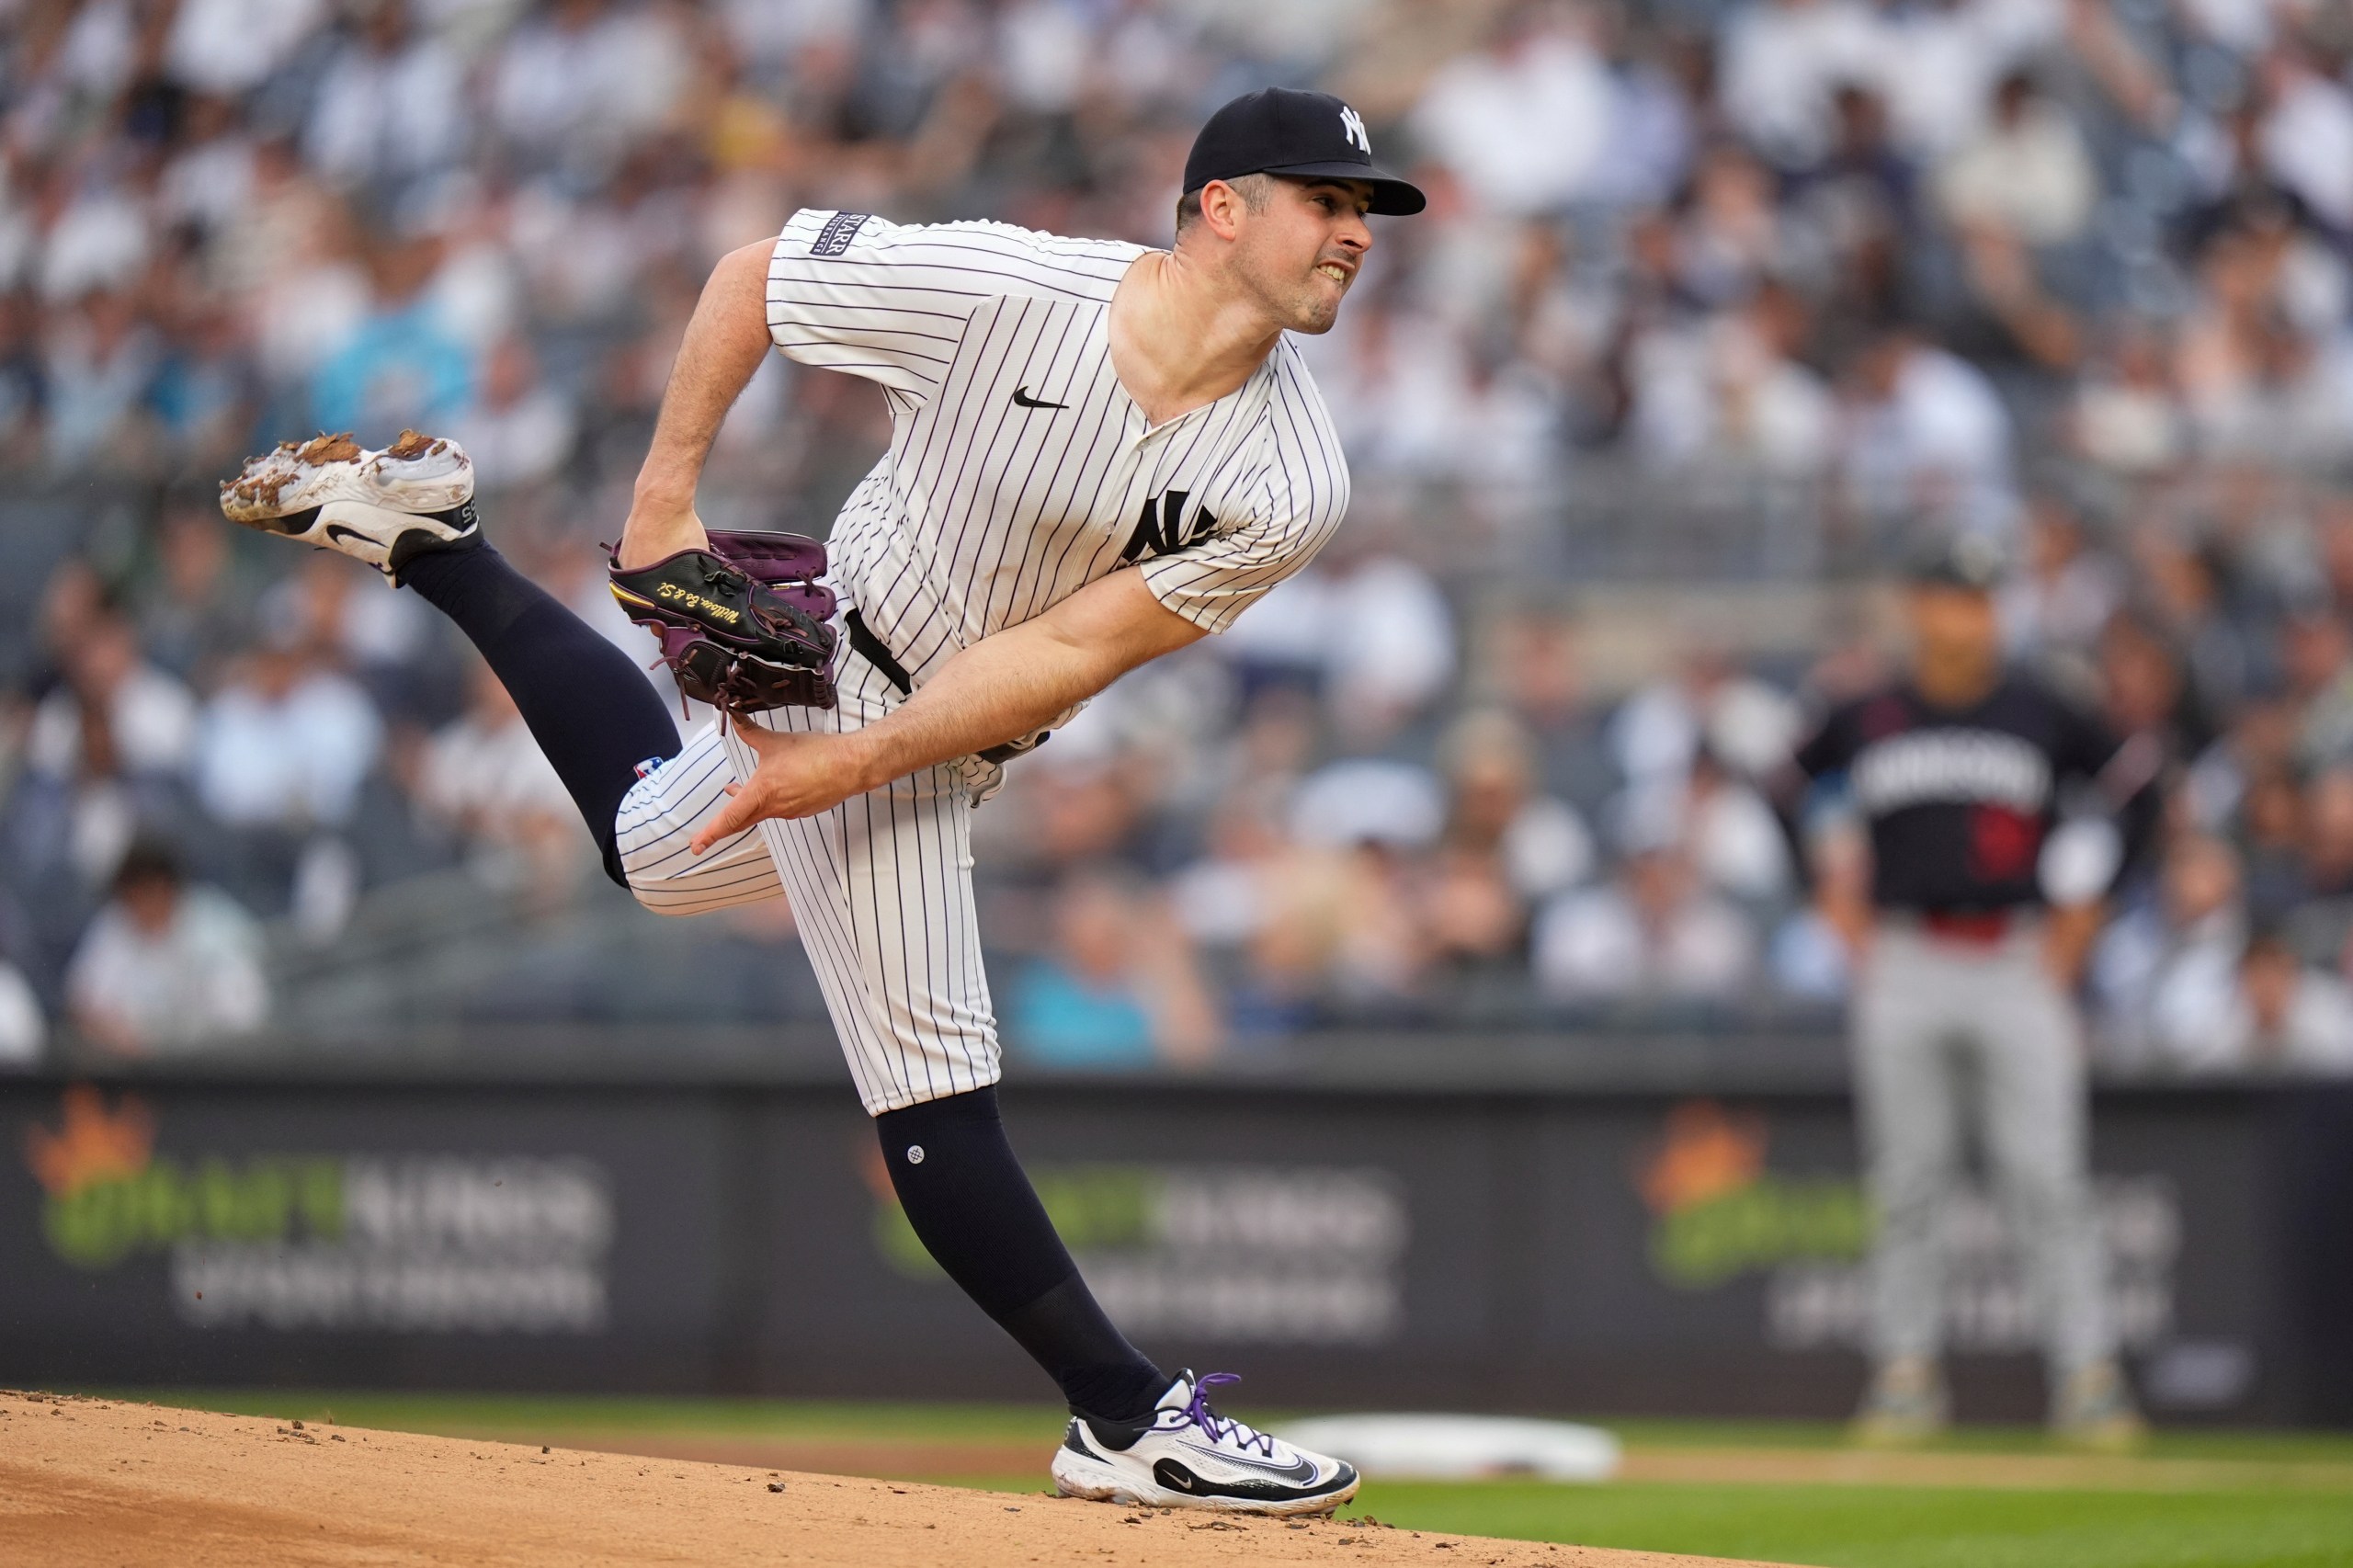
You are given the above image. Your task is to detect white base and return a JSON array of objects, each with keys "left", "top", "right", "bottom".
[{"left": 1273, "top": 1414, "right": 1621, "bottom": 1483}]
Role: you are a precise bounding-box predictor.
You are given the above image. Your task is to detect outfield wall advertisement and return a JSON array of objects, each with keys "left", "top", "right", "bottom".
[
  {"left": 3, "top": 1073, "right": 2345, "bottom": 1423},
  {"left": 5, "top": 1084, "right": 733, "bottom": 1391}
]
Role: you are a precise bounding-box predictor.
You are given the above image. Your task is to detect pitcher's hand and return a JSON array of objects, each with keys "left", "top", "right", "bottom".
[
  {"left": 615, "top": 494, "right": 710, "bottom": 571},
  {"left": 691, "top": 719, "right": 879, "bottom": 852}
]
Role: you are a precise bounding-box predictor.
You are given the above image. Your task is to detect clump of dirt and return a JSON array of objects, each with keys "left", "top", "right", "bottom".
[
  {"left": 386, "top": 428, "right": 444, "bottom": 460},
  {"left": 296, "top": 431, "right": 364, "bottom": 465},
  {"left": 221, "top": 447, "right": 294, "bottom": 506}
]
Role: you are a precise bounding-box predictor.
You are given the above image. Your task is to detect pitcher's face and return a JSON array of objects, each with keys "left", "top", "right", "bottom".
[{"left": 1225, "top": 177, "right": 1374, "bottom": 335}]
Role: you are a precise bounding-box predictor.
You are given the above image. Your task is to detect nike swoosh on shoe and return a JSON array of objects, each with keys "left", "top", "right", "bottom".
[{"left": 1173, "top": 1440, "right": 1321, "bottom": 1483}]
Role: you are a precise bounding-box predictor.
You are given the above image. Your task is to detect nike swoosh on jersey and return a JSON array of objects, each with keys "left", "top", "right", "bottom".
[
  {"left": 1173, "top": 1439, "right": 1320, "bottom": 1483},
  {"left": 1011, "top": 385, "right": 1068, "bottom": 409}
]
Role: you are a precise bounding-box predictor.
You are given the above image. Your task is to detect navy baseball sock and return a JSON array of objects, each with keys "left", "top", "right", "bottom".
[
  {"left": 876, "top": 1087, "right": 1167, "bottom": 1424},
  {"left": 403, "top": 544, "right": 680, "bottom": 886}
]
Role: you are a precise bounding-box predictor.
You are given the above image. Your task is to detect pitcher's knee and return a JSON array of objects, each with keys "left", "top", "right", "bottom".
[
  {"left": 620, "top": 834, "right": 785, "bottom": 916},
  {"left": 623, "top": 859, "right": 722, "bottom": 916},
  {"left": 628, "top": 879, "right": 704, "bottom": 916}
]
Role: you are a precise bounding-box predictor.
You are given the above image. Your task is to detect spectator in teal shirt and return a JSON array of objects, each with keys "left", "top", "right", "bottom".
[
  {"left": 1008, "top": 871, "right": 1222, "bottom": 1070},
  {"left": 311, "top": 230, "right": 472, "bottom": 440}
]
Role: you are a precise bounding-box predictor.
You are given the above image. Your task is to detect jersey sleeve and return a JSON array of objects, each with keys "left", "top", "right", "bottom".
[
  {"left": 1790, "top": 700, "right": 1859, "bottom": 779},
  {"left": 1762, "top": 699, "right": 1856, "bottom": 893},
  {"left": 1139, "top": 415, "right": 1350, "bottom": 635},
  {"left": 2052, "top": 691, "right": 2128, "bottom": 781},
  {"left": 766, "top": 210, "right": 1135, "bottom": 400},
  {"left": 765, "top": 211, "right": 980, "bottom": 398},
  {"left": 1138, "top": 361, "right": 1351, "bottom": 634}
]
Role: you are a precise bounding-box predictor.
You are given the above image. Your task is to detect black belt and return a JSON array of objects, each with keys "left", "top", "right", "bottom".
[
  {"left": 844, "top": 608, "right": 914, "bottom": 696},
  {"left": 842, "top": 608, "right": 1040, "bottom": 766}
]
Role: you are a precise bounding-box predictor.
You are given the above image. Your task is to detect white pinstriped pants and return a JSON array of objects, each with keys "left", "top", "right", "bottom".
[{"left": 613, "top": 656, "right": 1002, "bottom": 1114}]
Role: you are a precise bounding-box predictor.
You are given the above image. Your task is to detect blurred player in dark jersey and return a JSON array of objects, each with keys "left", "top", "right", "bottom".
[{"left": 1771, "top": 537, "right": 2162, "bottom": 1448}]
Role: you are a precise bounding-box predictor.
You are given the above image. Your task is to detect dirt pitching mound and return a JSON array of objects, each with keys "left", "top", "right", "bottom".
[{"left": 0, "top": 1390, "right": 1788, "bottom": 1568}]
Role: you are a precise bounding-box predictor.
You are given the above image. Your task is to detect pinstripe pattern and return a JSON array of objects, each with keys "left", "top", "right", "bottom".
[
  {"left": 613, "top": 731, "right": 783, "bottom": 915},
  {"left": 767, "top": 210, "right": 1352, "bottom": 683},
  {"left": 622, "top": 211, "right": 1350, "bottom": 1114},
  {"left": 619, "top": 654, "right": 995, "bottom": 1113}
]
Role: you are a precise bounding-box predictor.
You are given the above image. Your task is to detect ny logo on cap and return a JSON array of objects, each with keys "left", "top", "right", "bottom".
[{"left": 1339, "top": 105, "right": 1370, "bottom": 156}]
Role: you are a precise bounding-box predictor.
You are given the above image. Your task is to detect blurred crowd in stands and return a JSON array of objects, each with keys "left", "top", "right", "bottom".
[{"left": 7, "top": 0, "right": 2353, "bottom": 1077}]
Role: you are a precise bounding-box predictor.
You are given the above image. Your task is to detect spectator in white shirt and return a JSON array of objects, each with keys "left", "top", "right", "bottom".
[
  {"left": 1719, "top": 0, "right": 1886, "bottom": 170},
  {"left": 2256, "top": 48, "right": 2353, "bottom": 233},
  {"left": 2151, "top": 927, "right": 2353, "bottom": 1075},
  {"left": 1840, "top": 325, "right": 2017, "bottom": 537},
  {"left": 65, "top": 840, "right": 268, "bottom": 1056},
  {"left": 194, "top": 641, "right": 382, "bottom": 831},
  {"left": 40, "top": 290, "right": 159, "bottom": 469},
  {"left": 1678, "top": 748, "right": 1793, "bottom": 903},
  {"left": 303, "top": 0, "right": 469, "bottom": 193},
  {"left": 1323, "top": 548, "right": 1459, "bottom": 745},
  {"left": 1998, "top": 495, "right": 2124, "bottom": 659},
  {"left": 490, "top": 0, "right": 691, "bottom": 174},
  {"left": 1877, "top": 0, "right": 2065, "bottom": 160},
  {"left": 18, "top": 606, "right": 200, "bottom": 890},
  {"left": 1535, "top": 812, "right": 1758, "bottom": 1004},
  {"left": 2095, "top": 831, "right": 2244, "bottom": 1063},
  {"left": 1411, "top": 6, "right": 1617, "bottom": 215},
  {"left": 37, "top": 183, "right": 150, "bottom": 302},
  {"left": 1608, "top": 642, "right": 1803, "bottom": 789},
  {"left": 26, "top": 608, "right": 199, "bottom": 785},
  {"left": 1933, "top": 71, "right": 2098, "bottom": 247},
  {"left": 1439, "top": 708, "right": 1594, "bottom": 902},
  {"left": 166, "top": 0, "right": 328, "bottom": 97},
  {"left": 446, "top": 335, "right": 577, "bottom": 488},
  {"left": 1629, "top": 285, "right": 1836, "bottom": 473},
  {"left": 159, "top": 95, "right": 257, "bottom": 239},
  {"left": 418, "top": 658, "right": 585, "bottom": 887}
]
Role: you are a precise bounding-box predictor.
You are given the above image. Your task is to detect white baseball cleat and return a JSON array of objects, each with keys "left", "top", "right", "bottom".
[
  {"left": 219, "top": 429, "right": 480, "bottom": 585},
  {"left": 1051, "top": 1371, "right": 1359, "bottom": 1517}
]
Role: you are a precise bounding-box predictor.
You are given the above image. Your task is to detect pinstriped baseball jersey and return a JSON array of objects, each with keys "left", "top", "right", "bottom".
[
  {"left": 766, "top": 210, "right": 1352, "bottom": 695},
  {"left": 609, "top": 211, "right": 1358, "bottom": 1115}
]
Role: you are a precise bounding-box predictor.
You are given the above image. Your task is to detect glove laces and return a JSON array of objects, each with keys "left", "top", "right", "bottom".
[{"left": 1178, "top": 1372, "right": 1278, "bottom": 1457}]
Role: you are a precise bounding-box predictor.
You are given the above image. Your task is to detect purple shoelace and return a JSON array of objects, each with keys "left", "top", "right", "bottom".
[{"left": 1178, "top": 1372, "right": 1278, "bottom": 1457}]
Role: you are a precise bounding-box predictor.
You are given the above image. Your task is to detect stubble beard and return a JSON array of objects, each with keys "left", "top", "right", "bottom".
[
  {"left": 1290, "top": 282, "right": 1344, "bottom": 334},
  {"left": 1232, "top": 237, "right": 1347, "bottom": 335}
]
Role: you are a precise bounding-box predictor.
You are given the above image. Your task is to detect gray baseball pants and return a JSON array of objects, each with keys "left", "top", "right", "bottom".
[{"left": 1851, "top": 921, "right": 2114, "bottom": 1375}]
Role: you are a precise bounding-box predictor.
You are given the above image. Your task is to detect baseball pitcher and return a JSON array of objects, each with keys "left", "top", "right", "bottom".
[{"left": 220, "top": 89, "right": 1422, "bottom": 1514}]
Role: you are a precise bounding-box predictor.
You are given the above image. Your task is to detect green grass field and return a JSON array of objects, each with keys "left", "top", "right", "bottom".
[{"left": 105, "top": 1392, "right": 2353, "bottom": 1568}]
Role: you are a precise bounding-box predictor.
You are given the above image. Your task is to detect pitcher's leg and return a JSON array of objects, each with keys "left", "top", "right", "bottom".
[
  {"left": 728, "top": 715, "right": 1161, "bottom": 1420},
  {"left": 613, "top": 722, "right": 785, "bottom": 915},
  {"left": 218, "top": 435, "right": 680, "bottom": 885},
  {"left": 404, "top": 545, "right": 681, "bottom": 886},
  {"left": 874, "top": 1087, "right": 1166, "bottom": 1422},
  {"left": 730, "top": 722, "right": 998, "bottom": 1112}
]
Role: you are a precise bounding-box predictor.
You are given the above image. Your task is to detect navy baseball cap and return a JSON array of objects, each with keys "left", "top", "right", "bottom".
[
  {"left": 1184, "top": 87, "right": 1427, "bottom": 216},
  {"left": 1905, "top": 534, "right": 2006, "bottom": 592}
]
